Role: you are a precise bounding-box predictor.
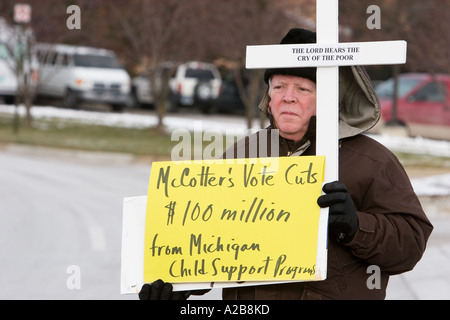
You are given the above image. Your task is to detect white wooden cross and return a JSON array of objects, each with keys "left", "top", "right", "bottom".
[{"left": 246, "top": 0, "right": 407, "bottom": 183}]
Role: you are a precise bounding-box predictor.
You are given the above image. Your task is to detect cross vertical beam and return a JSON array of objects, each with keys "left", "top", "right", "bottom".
[
  {"left": 315, "top": 0, "right": 340, "bottom": 281},
  {"left": 316, "top": 0, "right": 339, "bottom": 182}
]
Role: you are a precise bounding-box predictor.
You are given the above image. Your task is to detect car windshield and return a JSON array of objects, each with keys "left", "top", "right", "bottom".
[
  {"left": 375, "top": 77, "right": 422, "bottom": 98},
  {"left": 73, "top": 54, "right": 121, "bottom": 69},
  {"left": 185, "top": 68, "right": 215, "bottom": 80}
]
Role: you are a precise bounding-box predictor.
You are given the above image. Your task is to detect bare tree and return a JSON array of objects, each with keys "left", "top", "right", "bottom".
[
  {"left": 203, "top": 1, "right": 262, "bottom": 129},
  {"left": 13, "top": 0, "right": 447, "bottom": 133},
  {"left": 0, "top": 15, "right": 37, "bottom": 131},
  {"left": 203, "top": 0, "right": 314, "bottom": 129},
  {"left": 339, "top": 0, "right": 450, "bottom": 126},
  {"left": 0, "top": 0, "right": 105, "bottom": 131},
  {"left": 108, "top": 0, "right": 200, "bottom": 132},
  {"left": 340, "top": 0, "right": 450, "bottom": 75}
]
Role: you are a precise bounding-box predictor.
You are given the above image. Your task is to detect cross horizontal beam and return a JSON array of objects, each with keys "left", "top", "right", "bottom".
[{"left": 246, "top": 40, "right": 407, "bottom": 69}]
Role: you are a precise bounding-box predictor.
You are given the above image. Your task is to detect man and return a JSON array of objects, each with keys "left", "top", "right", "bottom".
[{"left": 140, "top": 28, "right": 433, "bottom": 300}]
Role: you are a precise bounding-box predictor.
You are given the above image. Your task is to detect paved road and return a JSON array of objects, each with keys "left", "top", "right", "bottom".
[
  {"left": 1, "top": 145, "right": 450, "bottom": 300},
  {"left": 0, "top": 146, "right": 150, "bottom": 299}
]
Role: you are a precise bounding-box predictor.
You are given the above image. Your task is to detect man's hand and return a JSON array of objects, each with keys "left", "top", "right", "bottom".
[
  {"left": 139, "top": 279, "right": 190, "bottom": 300},
  {"left": 317, "top": 181, "right": 359, "bottom": 243}
]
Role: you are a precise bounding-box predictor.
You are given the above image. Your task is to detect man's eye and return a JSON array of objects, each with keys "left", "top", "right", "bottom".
[{"left": 298, "top": 87, "right": 312, "bottom": 93}]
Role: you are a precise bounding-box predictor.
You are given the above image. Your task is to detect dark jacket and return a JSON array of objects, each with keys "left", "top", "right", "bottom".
[{"left": 221, "top": 66, "right": 433, "bottom": 299}]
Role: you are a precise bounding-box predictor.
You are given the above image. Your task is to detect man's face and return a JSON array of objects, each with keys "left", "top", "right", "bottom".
[{"left": 268, "top": 74, "right": 316, "bottom": 142}]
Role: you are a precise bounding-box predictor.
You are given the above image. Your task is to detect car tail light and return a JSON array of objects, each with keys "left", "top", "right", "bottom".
[{"left": 177, "top": 82, "right": 182, "bottom": 94}]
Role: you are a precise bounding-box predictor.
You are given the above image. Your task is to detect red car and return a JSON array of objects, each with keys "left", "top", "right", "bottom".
[{"left": 375, "top": 73, "right": 450, "bottom": 140}]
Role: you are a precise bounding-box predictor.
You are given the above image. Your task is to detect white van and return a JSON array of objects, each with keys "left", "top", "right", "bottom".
[{"left": 36, "top": 44, "right": 131, "bottom": 111}]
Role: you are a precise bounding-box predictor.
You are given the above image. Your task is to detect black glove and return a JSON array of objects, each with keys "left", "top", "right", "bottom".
[
  {"left": 317, "top": 181, "right": 359, "bottom": 243},
  {"left": 139, "top": 279, "right": 190, "bottom": 300}
]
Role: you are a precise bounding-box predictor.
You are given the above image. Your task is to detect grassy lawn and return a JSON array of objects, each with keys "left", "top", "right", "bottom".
[
  {"left": 0, "top": 114, "right": 175, "bottom": 157},
  {"left": 395, "top": 152, "right": 450, "bottom": 169},
  {"left": 1, "top": 113, "right": 449, "bottom": 169}
]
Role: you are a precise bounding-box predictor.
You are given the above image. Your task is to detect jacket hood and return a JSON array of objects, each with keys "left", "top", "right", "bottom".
[{"left": 259, "top": 65, "right": 381, "bottom": 139}]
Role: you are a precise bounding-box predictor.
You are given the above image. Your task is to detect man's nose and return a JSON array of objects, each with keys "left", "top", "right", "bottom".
[{"left": 283, "top": 86, "right": 297, "bottom": 102}]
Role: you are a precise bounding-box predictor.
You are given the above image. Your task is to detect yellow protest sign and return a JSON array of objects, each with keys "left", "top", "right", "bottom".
[{"left": 144, "top": 156, "right": 325, "bottom": 283}]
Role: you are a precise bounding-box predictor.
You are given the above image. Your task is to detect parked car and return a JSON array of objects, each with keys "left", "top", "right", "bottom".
[
  {"left": 0, "top": 42, "right": 16, "bottom": 104},
  {"left": 375, "top": 73, "right": 450, "bottom": 140},
  {"left": 131, "top": 62, "right": 176, "bottom": 109},
  {"left": 0, "top": 18, "right": 38, "bottom": 104},
  {"left": 35, "top": 44, "right": 131, "bottom": 111},
  {"left": 212, "top": 78, "right": 245, "bottom": 114},
  {"left": 0, "top": 19, "right": 16, "bottom": 104},
  {"left": 168, "top": 61, "right": 222, "bottom": 113},
  {"left": 131, "top": 73, "right": 154, "bottom": 107}
]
